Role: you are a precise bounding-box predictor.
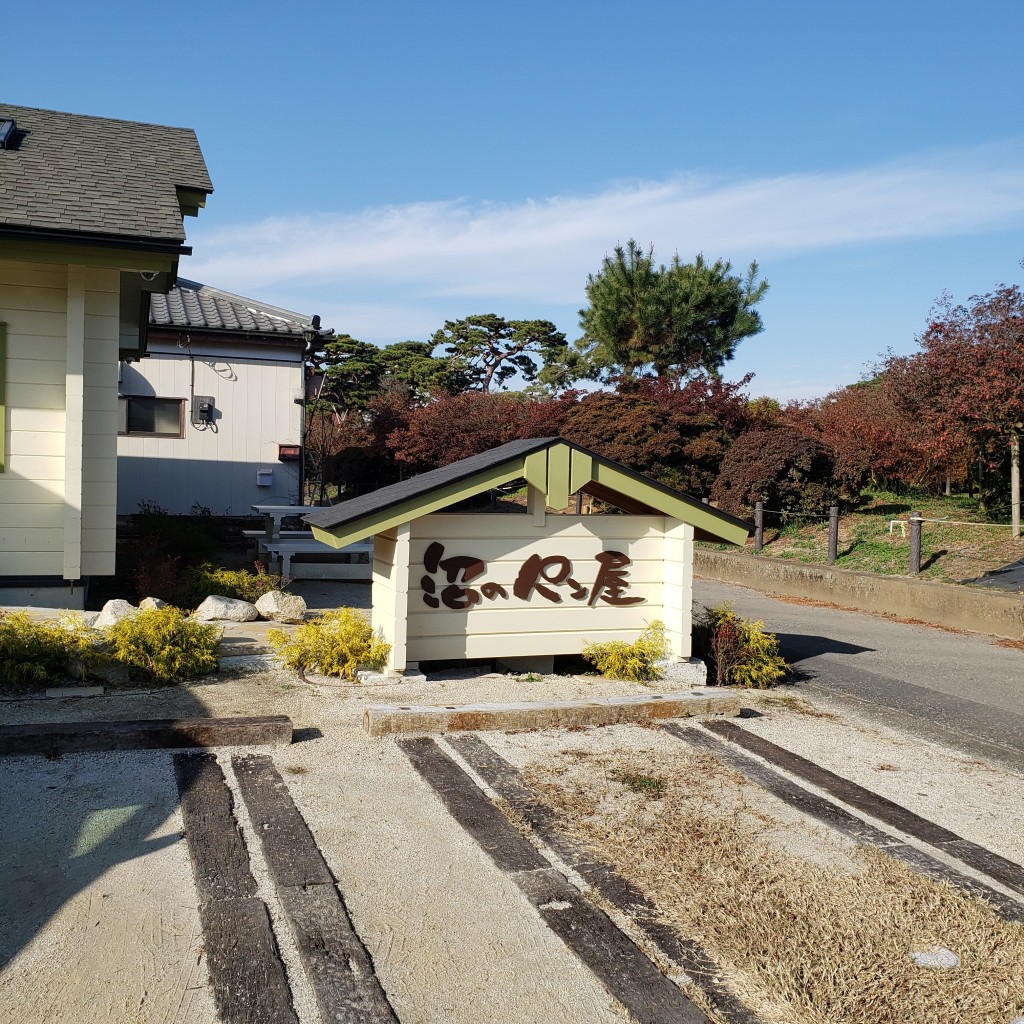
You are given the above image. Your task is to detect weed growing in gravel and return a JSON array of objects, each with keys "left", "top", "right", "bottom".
[{"left": 613, "top": 771, "right": 666, "bottom": 798}]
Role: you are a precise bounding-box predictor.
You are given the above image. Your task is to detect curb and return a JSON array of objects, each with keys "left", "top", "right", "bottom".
[
  {"left": 363, "top": 689, "right": 741, "bottom": 736},
  {"left": 0, "top": 715, "right": 294, "bottom": 756},
  {"left": 695, "top": 548, "right": 1024, "bottom": 639}
]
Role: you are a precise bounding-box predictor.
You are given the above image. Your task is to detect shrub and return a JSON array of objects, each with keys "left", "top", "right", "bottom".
[
  {"left": 0, "top": 612, "right": 96, "bottom": 694},
  {"left": 181, "top": 562, "right": 290, "bottom": 606},
  {"left": 711, "top": 427, "right": 838, "bottom": 518},
  {"left": 694, "top": 603, "right": 788, "bottom": 688},
  {"left": 104, "top": 606, "right": 219, "bottom": 684},
  {"left": 267, "top": 608, "right": 390, "bottom": 681},
  {"left": 581, "top": 620, "right": 670, "bottom": 682}
]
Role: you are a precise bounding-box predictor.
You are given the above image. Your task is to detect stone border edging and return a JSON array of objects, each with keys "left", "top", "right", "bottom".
[
  {"left": 364, "top": 689, "right": 741, "bottom": 736},
  {"left": 0, "top": 715, "right": 293, "bottom": 756},
  {"left": 694, "top": 549, "right": 1024, "bottom": 640}
]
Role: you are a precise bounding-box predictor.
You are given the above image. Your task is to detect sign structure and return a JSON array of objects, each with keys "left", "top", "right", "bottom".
[
  {"left": 372, "top": 513, "right": 692, "bottom": 672},
  {"left": 304, "top": 437, "right": 752, "bottom": 675}
]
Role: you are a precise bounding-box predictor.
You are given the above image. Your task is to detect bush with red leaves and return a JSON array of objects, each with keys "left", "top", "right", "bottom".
[{"left": 711, "top": 427, "right": 838, "bottom": 518}]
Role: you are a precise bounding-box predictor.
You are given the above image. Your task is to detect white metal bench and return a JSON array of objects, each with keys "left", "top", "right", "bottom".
[
  {"left": 263, "top": 537, "right": 373, "bottom": 580},
  {"left": 242, "top": 529, "right": 311, "bottom": 559}
]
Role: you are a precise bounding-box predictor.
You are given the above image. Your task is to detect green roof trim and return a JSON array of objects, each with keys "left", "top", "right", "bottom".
[
  {"left": 309, "top": 458, "right": 531, "bottom": 550},
  {"left": 306, "top": 437, "right": 752, "bottom": 548}
]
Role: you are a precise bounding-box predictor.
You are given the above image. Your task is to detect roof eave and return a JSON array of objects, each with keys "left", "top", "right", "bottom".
[{"left": 0, "top": 224, "right": 192, "bottom": 255}]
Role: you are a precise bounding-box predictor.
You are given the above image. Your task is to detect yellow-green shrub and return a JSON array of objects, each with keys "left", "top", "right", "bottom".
[
  {"left": 267, "top": 608, "right": 390, "bottom": 681},
  {"left": 581, "top": 620, "right": 670, "bottom": 682},
  {"left": 694, "top": 603, "right": 788, "bottom": 688},
  {"left": 181, "top": 562, "right": 289, "bottom": 606},
  {"left": 105, "top": 606, "right": 219, "bottom": 684},
  {"left": 0, "top": 612, "right": 96, "bottom": 694}
]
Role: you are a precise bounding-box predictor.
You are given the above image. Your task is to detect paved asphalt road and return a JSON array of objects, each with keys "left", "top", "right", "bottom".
[{"left": 693, "top": 578, "right": 1024, "bottom": 773}]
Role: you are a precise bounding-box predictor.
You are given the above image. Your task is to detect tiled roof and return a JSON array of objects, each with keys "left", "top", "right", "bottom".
[
  {"left": 0, "top": 103, "right": 212, "bottom": 245},
  {"left": 150, "top": 279, "right": 311, "bottom": 336}
]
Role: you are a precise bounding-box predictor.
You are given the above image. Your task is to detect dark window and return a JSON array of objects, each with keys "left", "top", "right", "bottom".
[{"left": 118, "top": 397, "right": 184, "bottom": 437}]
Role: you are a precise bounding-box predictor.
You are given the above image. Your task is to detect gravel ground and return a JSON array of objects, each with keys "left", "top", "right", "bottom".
[{"left": 2, "top": 658, "right": 1023, "bottom": 1023}]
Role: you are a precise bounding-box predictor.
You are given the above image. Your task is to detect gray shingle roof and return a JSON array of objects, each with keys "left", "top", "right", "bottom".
[
  {"left": 150, "top": 279, "right": 311, "bottom": 336},
  {"left": 304, "top": 437, "right": 555, "bottom": 532},
  {"left": 0, "top": 103, "right": 212, "bottom": 246},
  {"left": 303, "top": 437, "right": 753, "bottom": 539}
]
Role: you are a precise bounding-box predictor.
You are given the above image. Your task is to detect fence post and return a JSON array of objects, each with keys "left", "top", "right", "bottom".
[
  {"left": 754, "top": 501, "right": 763, "bottom": 552},
  {"left": 909, "top": 511, "right": 923, "bottom": 574},
  {"left": 827, "top": 506, "right": 839, "bottom": 565}
]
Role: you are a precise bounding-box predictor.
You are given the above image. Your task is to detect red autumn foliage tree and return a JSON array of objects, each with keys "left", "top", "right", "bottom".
[
  {"left": 559, "top": 372, "right": 753, "bottom": 494},
  {"left": 880, "top": 284, "right": 1024, "bottom": 518},
  {"left": 801, "top": 378, "right": 948, "bottom": 494},
  {"left": 386, "top": 391, "right": 574, "bottom": 470},
  {"left": 711, "top": 427, "right": 838, "bottom": 518}
]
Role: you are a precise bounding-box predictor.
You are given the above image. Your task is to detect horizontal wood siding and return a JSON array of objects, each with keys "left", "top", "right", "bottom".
[
  {"left": 0, "top": 260, "right": 67, "bottom": 576},
  {"left": 404, "top": 514, "right": 675, "bottom": 662},
  {"left": 79, "top": 267, "right": 120, "bottom": 575},
  {"left": 117, "top": 351, "right": 303, "bottom": 514}
]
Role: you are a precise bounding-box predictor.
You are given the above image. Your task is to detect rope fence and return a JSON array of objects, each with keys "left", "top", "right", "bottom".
[{"left": 752, "top": 500, "right": 1021, "bottom": 574}]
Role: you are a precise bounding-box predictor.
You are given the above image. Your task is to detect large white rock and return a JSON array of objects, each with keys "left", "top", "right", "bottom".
[
  {"left": 139, "top": 596, "right": 168, "bottom": 610},
  {"left": 255, "top": 590, "right": 307, "bottom": 624},
  {"left": 93, "top": 600, "right": 139, "bottom": 630},
  {"left": 194, "top": 595, "right": 259, "bottom": 622}
]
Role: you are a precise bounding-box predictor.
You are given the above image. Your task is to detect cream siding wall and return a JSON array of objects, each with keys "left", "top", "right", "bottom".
[
  {"left": 116, "top": 342, "right": 304, "bottom": 515},
  {"left": 372, "top": 525, "right": 410, "bottom": 670},
  {"left": 0, "top": 259, "right": 120, "bottom": 578},
  {"left": 371, "top": 513, "right": 693, "bottom": 670},
  {"left": 80, "top": 268, "right": 121, "bottom": 575}
]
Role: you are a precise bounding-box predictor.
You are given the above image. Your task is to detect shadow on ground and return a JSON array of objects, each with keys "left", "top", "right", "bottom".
[
  {"left": 0, "top": 688, "right": 209, "bottom": 972},
  {"left": 773, "top": 633, "right": 875, "bottom": 666}
]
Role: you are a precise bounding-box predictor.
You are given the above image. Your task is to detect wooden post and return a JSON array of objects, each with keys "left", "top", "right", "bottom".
[
  {"left": 827, "top": 506, "right": 839, "bottom": 565},
  {"left": 575, "top": 491, "right": 583, "bottom": 514},
  {"left": 754, "top": 501, "right": 764, "bottom": 553},
  {"left": 909, "top": 511, "right": 923, "bottom": 574}
]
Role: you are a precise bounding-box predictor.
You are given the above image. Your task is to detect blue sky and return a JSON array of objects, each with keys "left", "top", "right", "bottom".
[{"left": 5, "top": 0, "right": 1024, "bottom": 399}]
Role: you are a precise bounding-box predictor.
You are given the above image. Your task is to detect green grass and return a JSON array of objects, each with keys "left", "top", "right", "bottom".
[{"left": 707, "top": 490, "right": 1022, "bottom": 584}]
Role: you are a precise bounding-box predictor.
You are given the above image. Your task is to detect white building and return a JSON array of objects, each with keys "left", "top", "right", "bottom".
[
  {"left": 0, "top": 103, "right": 212, "bottom": 607},
  {"left": 117, "top": 279, "right": 310, "bottom": 515}
]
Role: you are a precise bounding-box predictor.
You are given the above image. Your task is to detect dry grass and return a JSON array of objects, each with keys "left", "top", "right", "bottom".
[
  {"left": 993, "top": 637, "right": 1024, "bottom": 651},
  {"left": 526, "top": 747, "right": 1024, "bottom": 1024},
  {"left": 754, "top": 693, "right": 839, "bottom": 719}
]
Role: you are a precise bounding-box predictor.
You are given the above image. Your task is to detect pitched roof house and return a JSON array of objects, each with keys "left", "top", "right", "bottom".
[
  {"left": 0, "top": 103, "right": 212, "bottom": 606},
  {"left": 118, "top": 279, "right": 311, "bottom": 514}
]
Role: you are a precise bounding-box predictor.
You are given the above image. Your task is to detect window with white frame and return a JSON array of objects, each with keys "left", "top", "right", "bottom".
[{"left": 118, "top": 396, "right": 185, "bottom": 437}]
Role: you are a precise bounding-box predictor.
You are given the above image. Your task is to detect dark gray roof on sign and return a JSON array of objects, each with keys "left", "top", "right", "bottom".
[
  {"left": 304, "top": 437, "right": 555, "bottom": 531},
  {"left": 150, "top": 279, "right": 311, "bottom": 336},
  {"left": 303, "top": 436, "right": 753, "bottom": 538},
  {"left": 0, "top": 103, "right": 212, "bottom": 247}
]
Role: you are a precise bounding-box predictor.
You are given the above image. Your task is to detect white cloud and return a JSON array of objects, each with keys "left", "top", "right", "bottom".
[{"left": 183, "top": 141, "right": 1024, "bottom": 340}]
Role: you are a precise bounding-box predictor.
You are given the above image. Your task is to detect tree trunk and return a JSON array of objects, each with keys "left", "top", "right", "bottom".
[{"left": 1012, "top": 430, "right": 1021, "bottom": 540}]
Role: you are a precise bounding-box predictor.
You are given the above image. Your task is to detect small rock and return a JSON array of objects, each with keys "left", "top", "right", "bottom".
[
  {"left": 93, "top": 600, "right": 139, "bottom": 629},
  {"left": 139, "top": 597, "right": 168, "bottom": 610},
  {"left": 255, "top": 590, "right": 307, "bottom": 624},
  {"left": 911, "top": 947, "right": 960, "bottom": 969},
  {"left": 194, "top": 595, "right": 259, "bottom": 622}
]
